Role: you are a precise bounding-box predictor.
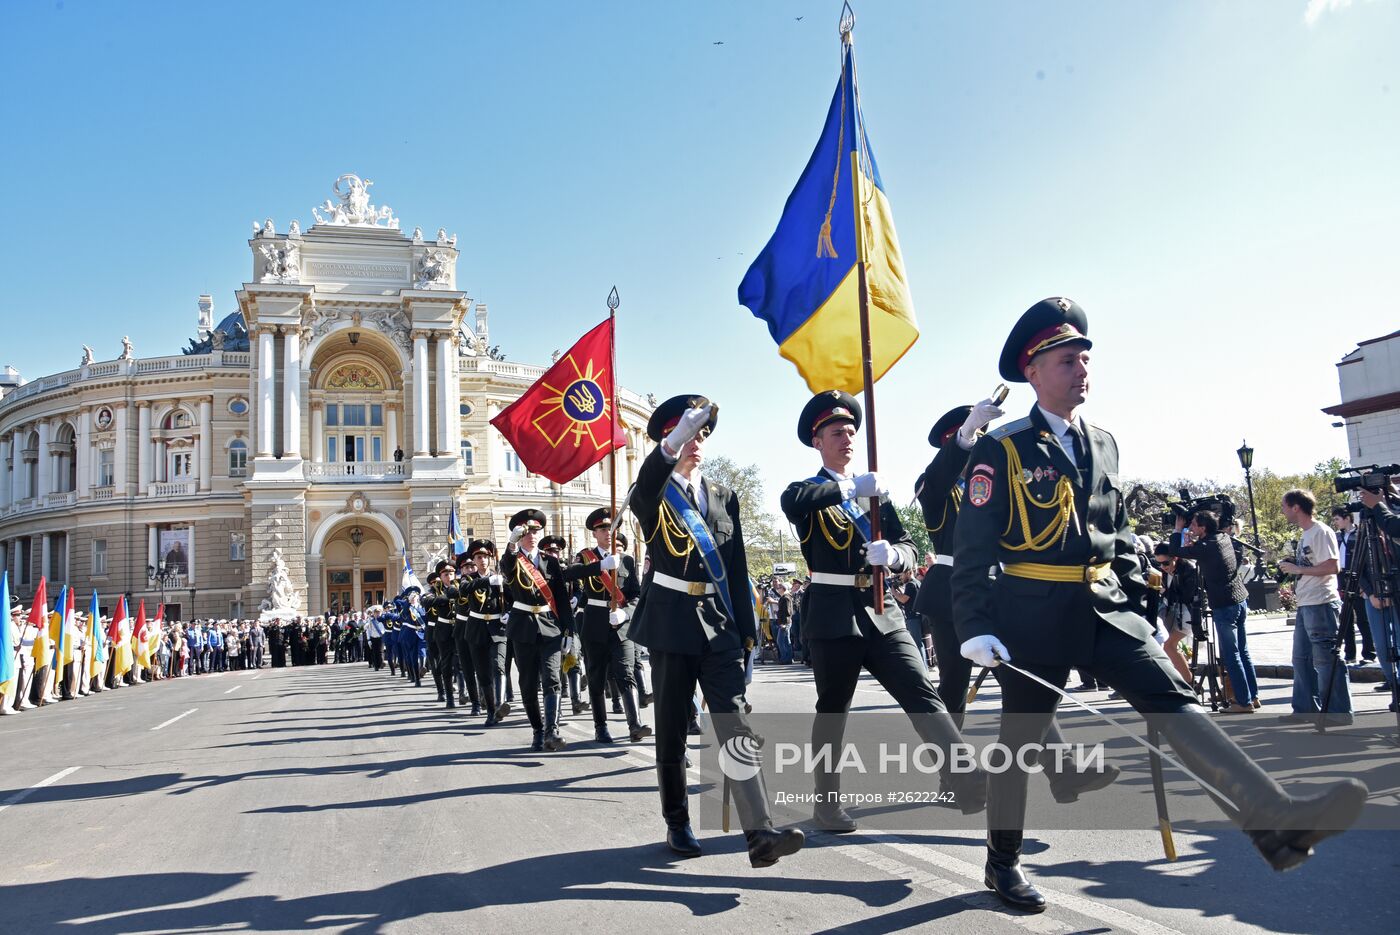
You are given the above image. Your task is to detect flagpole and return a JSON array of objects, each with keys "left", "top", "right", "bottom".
[
  {"left": 607, "top": 285, "right": 620, "bottom": 611},
  {"left": 842, "top": 8, "right": 886, "bottom": 614}
]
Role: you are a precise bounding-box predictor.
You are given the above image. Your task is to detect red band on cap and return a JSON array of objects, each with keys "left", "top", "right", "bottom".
[
  {"left": 1018, "top": 323, "right": 1085, "bottom": 372},
  {"left": 939, "top": 426, "right": 960, "bottom": 445},
  {"left": 812, "top": 406, "right": 854, "bottom": 433}
]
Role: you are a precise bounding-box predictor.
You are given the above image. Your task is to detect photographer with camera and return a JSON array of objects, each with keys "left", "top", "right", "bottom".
[
  {"left": 1153, "top": 542, "right": 1201, "bottom": 685},
  {"left": 1280, "top": 489, "right": 1353, "bottom": 722},
  {"left": 1357, "top": 476, "right": 1400, "bottom": 698},
  {"left": 1331, "top": 505, "right": 1376, "bottom": 665},
  {"left": 1170, "top": 504, "right": 1258, "bottom": 713}
]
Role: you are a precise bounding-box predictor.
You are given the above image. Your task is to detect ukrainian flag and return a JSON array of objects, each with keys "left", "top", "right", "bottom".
[{"left": 739, "top": 41, "right": 917, "bottom": 393}]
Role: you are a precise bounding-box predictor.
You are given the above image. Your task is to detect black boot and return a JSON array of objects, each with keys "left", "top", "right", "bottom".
[
  {"left": 530, "top": 729, "right": 544, "bottom": 752},
  {"left": 1154, "top": 709, "right": 1367, "bottom": 870},
  {"left": 812, "top": 771, "right": 857, "bottom": 833},
  {"left": 985, "top": 830, "right": 1046, "bottom": 912},
  {"left": 612, "top": 696, "right": 624, "bottom": 715},
  {"left": 445, "top": 682, "right": 456, "bottom": 708},
  {"left": 911, "top": 712, "right": 987, "bottom": 814},
  {"left": 595, "top": 723, "right": 615, "bottom": 743},
  {"left": 730, "top": 771, "right": 804, "bottom": 868},
  {"left": 542, "top": 693, "right": 567, "bottom": 751},
  {"left": 659, "top": 763, "right": 701, "bottom": 858},
  {"left": 620, "top": 689, "right": 652, "bottom": 743}
]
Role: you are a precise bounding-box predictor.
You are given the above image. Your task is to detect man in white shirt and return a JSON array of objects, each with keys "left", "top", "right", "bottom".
[{"left": 1280, "top": 488, "right": 1353, "bottom": 720}]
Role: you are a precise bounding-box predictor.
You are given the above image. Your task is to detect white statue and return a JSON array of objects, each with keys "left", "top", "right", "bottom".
[
  {"left": 411, "top": 226, "right": 423, "bottom": 244},
  {"left": 251, "top": 221, "right": 262, "bottom": 238},
  {"left": 551, "top": 349, "right": 561, "bottom": 363},
  {"left": 258, "top": 548, "right": 302, "bottom": 621},
  {"left": 80, "top": 344, "right": 94, "bottom": 366},
  {"left": 414, "top": 248, "right": 451, "bottom": 289},
  {"left": 310, "top": 174, "right": 398, "bottom": 228},
  {"left": 120, "top": 336, "right": 134, "bottom": 360},
  {"left": 262, "top": 219, "right": 275, "bottom": 238},
  {"left": 450, "top": 233, "right": 457, "bottom": 246},
  {"left": 210, "top": 328, "right": 225, "bottom": 350},
  {"left": 258, "top": 241, "right": 301, "bottom": 284},
  {"left": 288, "top": 219, "right": 302, "bottom": 239},
  {"left": 436, "top": 228, "right": 449, "bottom": 245}
]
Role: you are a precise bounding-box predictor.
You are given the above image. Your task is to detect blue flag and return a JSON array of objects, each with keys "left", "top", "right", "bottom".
[
  {"left": 90, "top": 591, "right": 105, "bottom": 663},
  {"left": 0, "top": 571, "right": 14, "bottom": 691},
  {"left": 448, "top": 503, "right": 466, "bottom": 557},
  {"left": 738, "top": 39, "right": 917, "bottom": 393}
]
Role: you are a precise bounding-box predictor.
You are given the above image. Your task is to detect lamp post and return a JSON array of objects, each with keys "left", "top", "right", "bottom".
[
  {"left": 147, "top": 561, "right": 179, "bottom": 617},
  {"left": 1236, "top": 440, "right": 1260, "bottom": 549}
]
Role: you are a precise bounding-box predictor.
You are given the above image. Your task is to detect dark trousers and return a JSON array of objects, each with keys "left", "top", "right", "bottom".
[
  {"left": 928, "top": 613, "right": 974, "bottom": 719},
  {"left": 1339, "top": 594, "right": 1375, "bottom": 660},
  {"left": 368, "top": 637, "right": 383, "bottom": 670},
  {"left": 989, "top": 616, "right": 1196, "bottom": 832},
  {"left": 584, "top": 635, "right": 636, "bottom": 725},
  {"left": 807, "top": 619, "right": 949, "bottom": 716},
  {"left": 434, "top": 637, "right": 457, "bottom": 693},
  {"left": 512, "top": 634, "right": 563, "bottom": 731},
  {"left": 454, "top": 628, "right": 478, "bottom": 705},
  {"left": 651, "top": 644, "right": 752, "bottom": 766},
  {"left": 469, "top": 637, "right": 506, "bottom": 710}
]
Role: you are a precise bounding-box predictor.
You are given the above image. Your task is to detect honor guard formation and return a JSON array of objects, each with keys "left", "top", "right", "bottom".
[{"left": 337, "top": 298, "right": 1373, "bottom": 913}]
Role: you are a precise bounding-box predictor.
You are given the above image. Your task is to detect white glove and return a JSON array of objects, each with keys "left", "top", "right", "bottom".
[
  {"left": 865, "top": 539, "right": 896, "bottom": 567},
  {"left": 508, "top": 524, "right": 527, "bottom": 546},
  {"left": 852, "top": 472, "right": 887, "bottom": 498},
  {"left": 488, "top": 574, "right": 503, "bottom": 587},
  {"left": 961, "top": 635, "right": 1010, "bottom": 667},
  {"left": 959, "top": 397, "right": 1005, "bottom": 446},
  {"left": 599, "top": 553, "right": 620, "bottom": 572},
  {"left": 664, "top": 403, "right": 713, "bottom": 454},
  {"left": 609, "top": 609, "right": 627, "bottom": 627}
]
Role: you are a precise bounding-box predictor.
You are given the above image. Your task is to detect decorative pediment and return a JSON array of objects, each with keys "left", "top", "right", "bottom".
[
  {"left": 343, "top": 492, "right": 371, "bottom": 514},
  {"left": 325, "top": 363, "right": 384, "bottom": 391}
]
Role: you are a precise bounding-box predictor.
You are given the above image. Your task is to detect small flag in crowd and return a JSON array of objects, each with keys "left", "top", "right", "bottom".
[
  {"left": 0, "top": 572, "right": 14, "bottom": 696},
  {"left": 448, "top": 503, "right": 467, "bottom": 557}
]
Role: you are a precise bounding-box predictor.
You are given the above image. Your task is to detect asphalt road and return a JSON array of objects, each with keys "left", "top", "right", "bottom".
[{"left": 2, "top": 659, "right": 1396, "bottom": 935}]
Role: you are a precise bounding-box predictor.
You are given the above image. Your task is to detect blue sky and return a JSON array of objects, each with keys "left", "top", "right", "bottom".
[{"left": 2, "top": 1, "right": 1396, "bottom": 514}]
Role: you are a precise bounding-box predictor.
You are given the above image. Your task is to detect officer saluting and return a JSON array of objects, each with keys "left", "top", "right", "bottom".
[
  {"left": 500, "top": 508, "right": 570, "bottom": 752},
  {"left": 781, "top": 391, "right": 986, "bottom": 834},
  {"left": 564, "top": 508, "right": 651, "bottom": 744},
  {"left": 462, "top": 538, "right": 512, "bottom": 727},
  {"left": 953, "top": 297, "right": 1367, "bottom": 912},
  {"left": 628, "top": 395, "right": 804, "bottom": 867}
]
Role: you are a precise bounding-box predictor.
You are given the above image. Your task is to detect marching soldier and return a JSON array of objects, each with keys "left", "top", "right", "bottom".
[
  {"left": 424, "top": 572, "right": 445, "bottom": 697},
  {"left": 433, "top": 561, "right": 462, "bottom": 709},
  {"left": 628, "top": 394, "right": 804, "bottom": 867},
  {"left": 402, "top": 586, "right": 427, "bottom": 686},
  {"left": 501, "top": 508, "right": 571, "bottom": 752},
  {"left": 542, "top": 533, "right": 589, "bottom": 718},
  {"left": 564, "top": 508, "right": 652, "bottom": 743},
  {"left": 452, "top": 553, "right": 482, "bottom": 715},
  {"left": 780, "top": 391, "right": 987, "bottom": 834},
  {"left": 917, "top": 401, "right": 1119, "bottom": 806},
  {"left": 463, "top": 538, "right": 512, "bottom": 726},
  {"left": 953, "top": 297, "right": 1367, "bottom": 911}
]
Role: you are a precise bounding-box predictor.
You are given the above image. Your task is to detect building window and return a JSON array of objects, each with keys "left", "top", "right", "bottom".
[
  {"left": 326, "top": 404, "right": 340, "bottom": 427},
  {"left": 97, "top": 448, "right": 115, "bottom": 487},
  {"left": 228, "top": 440, "right": 247, "bottom": 477},
  {"left": 503, "top": 444, "right": 524, "bottom": 474},
  {"left": 343, "top": 404, "right": 367, "bottom": 427},
  {"left": 164, "top": 410, "right": 192, "bottom": 430},
  {"left": 93, "top": 538, "right": 108, "bottom": 576},
  {"left": 459, "top": 402, "right": 474, "bottom": 416},
  {"left": 460, "top": 439, "right": 474, "bottom": 473},
  {"left": 370, "top": 404, "right": 383, "bottom": 426},
  {"left": 230, "top": 599, "right": 243, "bottom": 619},
  {"left": 229, "top": 397, "right": 249, "bottom": 415},
  {"left": 229, "top": 532, "right": 246, "bottom": 561}
]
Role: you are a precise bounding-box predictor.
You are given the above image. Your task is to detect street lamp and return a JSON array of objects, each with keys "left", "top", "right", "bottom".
[
  {"left": 147, "top": 561, "right": 179, "bottom": 616},
  {"left": 1236, "top": 440, "right": 1261, "bottom": 549},
  {"left": 349, "top": 526, "right": 363, "bottom": 547}
]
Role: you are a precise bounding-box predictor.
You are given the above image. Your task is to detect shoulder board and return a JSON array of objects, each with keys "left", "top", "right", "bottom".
[{"left": 988, "top": 417, "right": 1033, "bottom": 441}]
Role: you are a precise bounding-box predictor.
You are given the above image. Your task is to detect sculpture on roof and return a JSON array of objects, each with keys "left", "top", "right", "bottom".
[{"left": 311, "top": 174, "right": 400, "bottom": 229}]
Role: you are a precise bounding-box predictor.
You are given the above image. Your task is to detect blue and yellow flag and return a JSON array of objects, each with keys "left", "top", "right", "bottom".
[
  {"left": 448, "top": 503, "right": 466, "bottom": 557},
  {"left": 739, "top": 41, "right": 916, "bottom": 393},
  {"left": 0, "top": 572, "right": 14, "bottom": 694}
]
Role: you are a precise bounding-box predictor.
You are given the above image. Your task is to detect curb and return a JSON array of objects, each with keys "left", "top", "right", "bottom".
[{"left": 1254, "top": 663, "right": 1386, "bottom": 683}]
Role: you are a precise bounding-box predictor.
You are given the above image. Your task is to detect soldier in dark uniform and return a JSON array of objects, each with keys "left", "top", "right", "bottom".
[
  {"left": 463, "top": 538, "right": 512, "bottom": 726},
  {"left": 917, "top": 401, "right": 1119, "bottom": 808},
  {"left": 430, "top": 561, "right": 460, "bottom": 709},
  {"left": 781, "top": 391, "right": 987, "bottom": 834},
  {"left": 501, "top": 508, "right": 571, "bottom": 752},
  {"left": 953, "top": 297, "right": 1367, "bottom": 911},
  {"left": 541, "top": 533, "right": 589, "bottom": 718},
  {"left": 401, "top": 586, "right": 427, "bottom": 686},
  {"left": 267, "top": 621, "right": 284, "bottom": 668},
  {"left": 423, "top": 571, "right": 446, "bottom": 699},
  {"left": 564, "top": 508, "right": 652, "bottom": 743},
  {"left": 628, "top": 394, "right": 804, "bottom": 868},
  {"left": 452, "top": 553, "right": 482, "bottom": 715}
]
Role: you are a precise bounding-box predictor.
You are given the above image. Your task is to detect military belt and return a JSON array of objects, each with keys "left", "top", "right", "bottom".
[
  {"left": 1003, "top": 561, "right": 1112, "bottom": 584},
  {"left": 932, "top": 555, "right": 954, "bottom": 568},
  {"left": 454, "top": 614, "right": 471, "bottom": 622},
  {"left": 468, "top": 612, "right": 502, "bottom": 621},
  {"left": 586, "top": 598, "right": 612, "bottom": 608},
  {"left": 810, "top": 571, "right": 873, "bottom": 589},
  {"left": 651, "top": 571, "right": 716, "bottom": 596}
]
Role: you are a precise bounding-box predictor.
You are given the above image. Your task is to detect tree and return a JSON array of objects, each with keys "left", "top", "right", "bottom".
[
  {"left": 701, "top": 456, "right": 798, "bottom": 576},
  {"left": 897, "top": 501, "right": 932, "bottom": 566}
]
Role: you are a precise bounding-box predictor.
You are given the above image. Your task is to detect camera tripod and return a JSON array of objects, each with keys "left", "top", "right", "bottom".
[
  {"left": 1188, "top": 606, "right": 1228, "bottom": 710},
  {"left": 1338, "top": 504, "right": 1400, "bottom": 739}
]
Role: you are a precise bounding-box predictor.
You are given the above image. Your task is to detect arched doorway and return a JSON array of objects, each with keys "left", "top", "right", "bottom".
[{"left": 321, "top": 521, "right": 393, "bottom": 613}]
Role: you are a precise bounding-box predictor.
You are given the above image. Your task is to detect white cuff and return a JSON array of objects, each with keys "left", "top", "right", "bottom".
[
  {"left": 660, "top": 441, "right": 679, "bottom": 463},
  {"left": 838, "top": 477, "right": 857, "bottom": 499}
]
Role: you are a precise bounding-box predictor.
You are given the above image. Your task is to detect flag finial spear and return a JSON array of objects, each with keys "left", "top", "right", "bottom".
[
  {"left": 839, "top": 2, "right": 855, "bottom": 39},
  {"left": 607, "top": 286, "right": 620, "bottom": 311}
]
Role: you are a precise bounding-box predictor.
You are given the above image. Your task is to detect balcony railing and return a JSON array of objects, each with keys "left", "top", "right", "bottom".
[
  {"left": 45, "top": 490, "right": 76, "bottom": 508},
  {"left": 306, "top": 460, "right": 406, "bottom": 482},
  {"left": 91, "top": 486, "right": 115, "bottom": 501},
  {"left": 0, "top": 351, "right": 251, "bottom": 414},
  {"left": 150, "top": 481, "right": 197, "bottom": 498}
]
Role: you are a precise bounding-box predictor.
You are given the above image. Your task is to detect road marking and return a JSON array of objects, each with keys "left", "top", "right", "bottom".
[
  {"left": 151, "top": 708, "right": 198, "bottom": 731},
  {"left": 0, "top": 766, "right": 81, "bottom": 814},
  {"left": 252, "top": 674, "right": 262, "bottom": 680},
  {"left": 225, "top": 685, "right": 242, "bottom": 695}
]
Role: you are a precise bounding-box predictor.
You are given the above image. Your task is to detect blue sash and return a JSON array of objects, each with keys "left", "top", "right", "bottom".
[
  {"left": 808, "top": 475, "right": 873, "bottom": 544},
  {"left": 662, "top": 481, "right": 738, "bottom": 625}
]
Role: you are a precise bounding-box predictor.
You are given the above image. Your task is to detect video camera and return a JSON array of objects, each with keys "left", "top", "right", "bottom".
[
  {"left": 1160, "top": 488, "right": 1237, "bottom": 529},
  {"left": 1334, "top": 464, "right": 1400, "bottom": 495}
]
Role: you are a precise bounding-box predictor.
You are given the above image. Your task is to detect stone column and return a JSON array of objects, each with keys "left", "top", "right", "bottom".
[
  {"left": 311, "top": 403, "right": 324, "bottom": 464},
  {"left": 257, "top": 327, "right": 275, "bottom": 456},
  {"left": 0, "top": 542, "right": 7, "bottom": 581},
  {"left": 386, "top": 406, "right": 398, "bottom": 460},
  {"left": 137, "top": 402, "right": 152, "bottom": 493},
  {"left": 41, "top": 533, "right": 51, "bottom": 581},
  {"left": 283, "top": 328, "right": 302, "bottom": 458},
  {"left": 0, "top": 435, "right": 9, "bottom": 510},
  {"left": 199, "top": 397, "right": 213, "bottom": 490},
  {"left": 36, "top": 421, "right": 51, "bottom": 499},
  {"left": 435, "top": 334, "right": 452, "bottom": 456},
  {"left": 9, "top": 427, "right": 21, "bottom": 502},
  {"left": 187, "top": 523, "right": 196, "bottom": 584},
  {"left": 148, "top": 524, "right": 158, "bottom": 571},
  {"left": 77, "top": 409, "right": 91, "bottom": 499},
  {"left": 413, "top": 331, "right": 430, "bottom": 456},
  {"left": 114, "top": 406, "right": 129, "bottom": 494}
]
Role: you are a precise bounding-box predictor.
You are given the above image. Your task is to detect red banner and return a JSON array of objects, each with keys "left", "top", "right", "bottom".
[{"left": 489, "top": 317, "right": 625, "bottom": 484}]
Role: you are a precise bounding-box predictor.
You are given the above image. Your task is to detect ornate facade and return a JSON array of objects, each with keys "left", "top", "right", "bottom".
[{"left": 0, "top": 176, "right": 652, "bottom": 619}]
